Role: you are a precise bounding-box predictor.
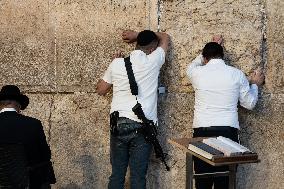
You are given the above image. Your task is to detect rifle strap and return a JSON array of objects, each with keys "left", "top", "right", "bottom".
[
  {"left": 124, "top": 56, "right": 156, "bottom": 124},
  {"left": 124, "top": 56, "right": 145, "bottom": 120},
  {"left": 124, "top": 56, "right": 138, "bottom": 96}
]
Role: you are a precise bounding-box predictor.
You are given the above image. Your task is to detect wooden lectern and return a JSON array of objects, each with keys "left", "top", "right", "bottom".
[{"left": 169, "top": 138, "right": 260, "bottom": 189}]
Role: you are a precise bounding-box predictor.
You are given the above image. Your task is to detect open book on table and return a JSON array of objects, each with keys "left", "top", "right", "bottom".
[{"left": 188, "top": 137, "right": 253, "bottom": 159}]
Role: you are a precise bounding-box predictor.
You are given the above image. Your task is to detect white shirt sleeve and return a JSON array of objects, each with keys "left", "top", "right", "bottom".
[
  {"left": 147, "top": 47, "right": 166, "bottom": 68},
  {"left": 102, "top": 62, "right": 113, "bottom": 84},
  {"left": 186, "top": 54, "right": 204, "bottom": 81},
  {"left": 239, "top": 72, "right": 258, "bottom": 110}
]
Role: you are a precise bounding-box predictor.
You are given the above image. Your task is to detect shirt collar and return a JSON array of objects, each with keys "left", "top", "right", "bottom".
[
  {"left": 207, "top": 59, "right": 225, "bottom": 66},
  {"left": 0, "top": 108, "right": 17, "bottom": 113},
  {"left": 130, "top": 50, "right": 148, "bottom": 65}
]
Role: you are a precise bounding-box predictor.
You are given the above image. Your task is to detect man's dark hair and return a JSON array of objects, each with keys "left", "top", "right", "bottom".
[
  {"left": 202, "top": 42, "right": 224, "bottom": 60},
  {"left": 137, "top": 30, "right": 158, "bottom": 46}
]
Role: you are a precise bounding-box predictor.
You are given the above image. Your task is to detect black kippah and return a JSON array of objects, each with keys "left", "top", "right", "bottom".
[{"left": 137, "top": 30, "right": 158, "bottom": 46}]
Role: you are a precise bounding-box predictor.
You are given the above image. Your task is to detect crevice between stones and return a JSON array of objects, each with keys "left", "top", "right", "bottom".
[
  {"left": 157, "top": 0, "right": 162, "bottom": 32},
  {"left": 260, "top": 1, "right": 268, "bottom": 95},
  {"left": 260, "top": 1, "right": 268, "bottom": 70},
  {"left": 47, "top": 94, "right": 55, "bottom": 144}
]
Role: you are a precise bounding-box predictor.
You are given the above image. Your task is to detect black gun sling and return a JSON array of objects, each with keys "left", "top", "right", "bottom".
[
  {"left": 124, "top": 56, "right": 150, "bottom": 119},
  {"left": 109, "top": 57, "right": 140, "bottom": 136},
  {"left": 124, "top": 56, "right": 138, "bottom": 96}
]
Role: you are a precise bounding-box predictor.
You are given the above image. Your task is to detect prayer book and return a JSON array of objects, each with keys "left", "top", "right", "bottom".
[
  {"left": 188, "top": 141, "right": 224, "bottom": 160},
  {"left": 203, "top": 137, "right": 252, "bottom": 156},
  {"left": 216, "top": 136, "right": 252, "bottom": 154},
  {"left": 203, "top": 138, "right": 241, "bottom": 156}
]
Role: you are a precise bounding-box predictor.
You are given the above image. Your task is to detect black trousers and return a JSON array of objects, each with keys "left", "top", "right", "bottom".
[{"left": 193, "top": 126, "right": 239, "bottom": 189}]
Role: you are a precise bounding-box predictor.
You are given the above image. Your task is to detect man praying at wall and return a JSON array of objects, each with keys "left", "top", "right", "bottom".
[
  {"left": 186, "top": 36, "right": 265, "bottom": 189},
  {"left": 96, "top": 30, "right": 170, "bottom": 189}
]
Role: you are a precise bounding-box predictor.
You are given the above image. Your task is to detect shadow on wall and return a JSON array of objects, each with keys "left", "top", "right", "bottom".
[{"left": 59, "top": 154, "right": 98, "bottom": 189}]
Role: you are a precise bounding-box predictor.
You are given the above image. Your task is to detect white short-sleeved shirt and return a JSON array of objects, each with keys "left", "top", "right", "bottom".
[
  {"left": 187, "top": 55, "right": 258, "bottom": 129},
  {"left": 103, "top": 47, "right": 165, "bottom": 123}
]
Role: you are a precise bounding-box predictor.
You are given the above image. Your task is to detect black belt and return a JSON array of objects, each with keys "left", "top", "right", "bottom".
[
  {"left": 194, "top": 126, "right": 238, "bottom": 132},
  {"left": 117, "top": 117, "right": 141, "bottom": 124},
  {"left": 115, "top": 117, "right": 143, "bottom": 136}
]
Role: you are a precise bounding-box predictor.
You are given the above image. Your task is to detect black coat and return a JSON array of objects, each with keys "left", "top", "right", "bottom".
[{"left": 0, "top": 111, "right": 56, "bottom": 188}]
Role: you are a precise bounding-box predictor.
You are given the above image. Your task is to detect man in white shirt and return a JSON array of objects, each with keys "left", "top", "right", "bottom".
[
  {"left": 186, "top": 36, "right": 264, "bottom": 189},
  {"left": 96, "top": 30, "right": 169, "bottom": 189}
]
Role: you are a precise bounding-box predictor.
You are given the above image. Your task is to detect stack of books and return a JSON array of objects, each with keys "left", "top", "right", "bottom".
[{"left": 188, "top": 136, "right": 253, "bottom": 160}]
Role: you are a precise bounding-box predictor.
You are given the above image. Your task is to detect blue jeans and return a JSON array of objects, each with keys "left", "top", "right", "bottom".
[{"left": 108, "top": 118, "right": 152, "bottom": 189}]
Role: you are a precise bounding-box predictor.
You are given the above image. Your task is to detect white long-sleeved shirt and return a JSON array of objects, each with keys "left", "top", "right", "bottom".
[{"left": 187, "top": 55, "right": 258, "bottom": 129}]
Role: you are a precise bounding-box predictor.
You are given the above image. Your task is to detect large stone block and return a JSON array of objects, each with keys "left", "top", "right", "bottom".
[
  {"left": 237, "top": 94, "right": 284, "bottom": 189},
  {"left": 265, "top": 0, "right": 284, "bottom": 93},
  {"left": 158, "top": 93, "right": 195, "bottom": 138},
  {"left": 49, "top": 93, "right": 111, "bottom": 188},
  {"left": 22, "top": 94, "right": 54, "bottom": 140},
  {"left": 51, "top": 0, "right": 157, "bottom": 92},
  {"left": 0, "top": 0, "right": 56, "bottom": 92},
  {"left": 159, "top": 0, "right": 264, "bottom": 93}
]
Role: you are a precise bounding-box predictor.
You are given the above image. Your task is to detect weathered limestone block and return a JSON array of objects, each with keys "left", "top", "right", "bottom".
[
  {"left": 52, "top": 0, "right": 157, "bottom": 92},
  {"left": 160, "top": 0, "right": 264, "bottom": 93},
  {"left": 158, "top": 93, "right": 195, "bottom": 138},
  {"left": 238, "top": 94, "right": 284, "bottom": 189},
  {"left": 0, "top": 0, "right": 56, "bottom": 92},
  {"left": 49, "top": 93, "right": 110, "bottom": 188},
  {"left": 22, "top": 94, "right": 54, "bottom": 140},
  {"left": 265, "top": 0, "right": 284, "bottom": 93}
]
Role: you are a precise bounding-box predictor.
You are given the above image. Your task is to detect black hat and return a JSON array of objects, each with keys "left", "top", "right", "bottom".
[
  {"left": 0, "top": 85, "right": 29, "bottom": 110},
  {"left": 137, "top": 30, "right": 158, "bottom": 46}
]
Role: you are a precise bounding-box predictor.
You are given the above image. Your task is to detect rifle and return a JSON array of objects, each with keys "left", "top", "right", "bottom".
[{"left": 132, "top": 103, "right": 170, "bottom": 171}]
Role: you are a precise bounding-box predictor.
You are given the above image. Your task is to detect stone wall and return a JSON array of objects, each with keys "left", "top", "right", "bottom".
[{"left": 0, "top": 0, "right": 283, "bottom": 188}]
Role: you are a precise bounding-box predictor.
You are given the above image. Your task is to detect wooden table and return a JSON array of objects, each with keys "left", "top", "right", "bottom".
[{"left": 169, "top": 138, "right": 260, "bottom": 189}]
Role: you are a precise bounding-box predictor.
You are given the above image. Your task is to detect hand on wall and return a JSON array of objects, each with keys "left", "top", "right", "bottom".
[
  {"left": 249, "top": 67, "right": 265, "bottom": 86},
  {"left": 112, "top": 51, "right": 124, "bottom": 59},
  {"left": 122, "top": 30, "right": 138, "bottom": 43},
  {"left": 212, "top": 35, "right": 223, "bottom": 45}
]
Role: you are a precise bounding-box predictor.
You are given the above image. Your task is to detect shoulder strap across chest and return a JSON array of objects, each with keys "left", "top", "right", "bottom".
[{"left": 124, "top": 56, "right": 138, "bottom": 96}]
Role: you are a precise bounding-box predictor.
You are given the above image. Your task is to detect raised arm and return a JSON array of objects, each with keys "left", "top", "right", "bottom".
[
  {"left": 187, "top": 35, "right": 223, "bottom": 80},
  {"left": 122, "top": 30, "right": 170, "bottom": 53},
  {"left": 239, "top": 67, "right": 265, "bottom": 109},
  {"left": 186, "top": 55, "right": 204, "bottom": 80},
  {"left": 155, "top": 32, "right": 170, "bottom": 53}
]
